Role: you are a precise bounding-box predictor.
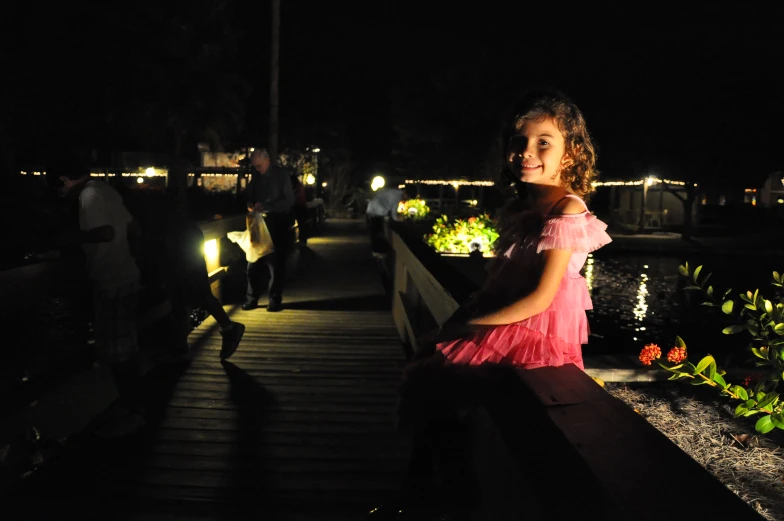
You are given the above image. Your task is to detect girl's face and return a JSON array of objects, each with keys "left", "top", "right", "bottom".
[{"left": 507, "top": 116, "right": 568, "bottom": 187}]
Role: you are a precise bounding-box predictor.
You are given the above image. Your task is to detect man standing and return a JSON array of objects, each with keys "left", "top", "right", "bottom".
[
  {"left": 366, "top": 185, "right": 415, "bottom": 255},
  {"left": 49, "top": 155, "right": 145, "bottom": 437},
  {"left": 243, "top": 148, "right": 295, "bottom": 312}
]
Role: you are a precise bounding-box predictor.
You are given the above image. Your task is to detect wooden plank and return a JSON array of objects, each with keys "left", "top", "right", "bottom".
[
  {"left": 156, "top": 416, "right": 398, "bottom": 435},
  {"left": 167, "top": 381, "right": 399, "bottom": 397},
  {"left": 154, "top": 428, "right": 405, "bottom": 446},
  {"left": 166, "top": 397, "right": 396, "bottom": 414},
  {"left": 149, "top": 440, "right": 407, "bottom": 460},
  {"left": 176, "top": 373, "right": 401, "bottom": 385},
  {"left": 182, "top": 365, "right": 402, "bottom": 377},
  {"left": 128, "top": 469, "right": 402, "bottom": 493},
  {"left": 161, "top": 405, "right": 395, "bottom": 422},
  {"left": 171, "top": 375, "right": 400, "bottom": 389},
  {"left": 128, "top": 483, "right": 393, "bottom": 506},
  {"left": 137, "top": 453, "right": 406, "bottom": 474}
]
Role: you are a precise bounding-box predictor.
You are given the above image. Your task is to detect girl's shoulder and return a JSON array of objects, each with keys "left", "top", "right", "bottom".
[{"left": 547, "top": 193, "right": 589, "bottom": 217}]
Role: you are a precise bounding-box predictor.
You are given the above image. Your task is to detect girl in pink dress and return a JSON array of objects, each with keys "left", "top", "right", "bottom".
[
  {"left": 378, "top": 90, "right": 612, "bottom": 519},
  {"left": 426, "top": 89, "right": 611, "bottom": 372}
]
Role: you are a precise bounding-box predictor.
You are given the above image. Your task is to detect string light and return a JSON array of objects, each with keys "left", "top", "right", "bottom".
[
  {"left": 405, "top": 179, "right": 494, "bottom": 186},
  {"left": 591, "top": 178, "right": 689, "bottom": 188}
]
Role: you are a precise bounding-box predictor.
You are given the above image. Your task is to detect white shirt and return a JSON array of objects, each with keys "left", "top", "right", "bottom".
[
  {"left": 79, "top": 180, "right": 140, "bottom": 289},
  {"left": 366, "top": 188, "right": 403, "bottom": 219}
]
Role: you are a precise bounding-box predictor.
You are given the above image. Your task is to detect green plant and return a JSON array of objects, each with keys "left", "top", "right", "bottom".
[
  {"left": 397, "top": 198, "right": 431, "bottom": 221},
  {"left": 425, "top": 214, "right": 499, "bottom": 256},
  {"left": 646, "top": 263, "right": 784, "bottom": 433}
]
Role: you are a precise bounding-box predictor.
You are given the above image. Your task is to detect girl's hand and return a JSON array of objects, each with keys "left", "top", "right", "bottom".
[{"left": 434, "top": 321, "right": 488, "bottom": 344}]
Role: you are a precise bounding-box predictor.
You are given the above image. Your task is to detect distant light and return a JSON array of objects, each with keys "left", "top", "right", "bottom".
[
  {"left": 778, "top": 199, "right": 784, "bottom": 204},
  {"left": 312, "top": 147, "right": 321, "bottom": 153},
  {"left": 321, "top": 182, "right": 327, "bottom": 187},
  {"left": 305, "top": 174, "right": 316, "bottom": 185},
  {"left": 371, "top": 176, "right": 385, "bottom": 191},
  {"left": 470, "top": 200, "right": 478, "bottom": 206},
  {"left": 646, "top": 177, "right": 656, "bottom": 186},
  {"left": 249, "top": 147, "right": 255, "bottom": 152},
  {"left": 136, "top": 177, "right": 144, "bottom": 184},
  {"left": 145, "top": 167, "right": 155, "bottom": 177},
  {"left": 406, "top": 179, "right": 494, "bottom": 187}
]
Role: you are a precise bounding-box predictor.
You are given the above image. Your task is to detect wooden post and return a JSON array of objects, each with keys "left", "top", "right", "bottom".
[
  {"left": 269, "top": 0, "right": 280, "bottom": 159},
  {"left": 638, "top": 182, "right": 647, "bottom": 234}
]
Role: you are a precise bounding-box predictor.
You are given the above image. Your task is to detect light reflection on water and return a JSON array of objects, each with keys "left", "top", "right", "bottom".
[{"left": 583, "top": 253, "right": 684, "bottom": 353}]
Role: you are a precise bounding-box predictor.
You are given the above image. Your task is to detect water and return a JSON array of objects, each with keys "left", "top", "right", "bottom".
[
  {"left": 585, "top": 252, "right": 684, "bottom": 354},
  {"left": 585, "top": 250, "right": 783, "bottom": 361}
]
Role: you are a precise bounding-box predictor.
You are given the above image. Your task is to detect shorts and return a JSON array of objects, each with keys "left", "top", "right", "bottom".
[{"left": 94, "top": 280, "right": 141, "bottom": 363}]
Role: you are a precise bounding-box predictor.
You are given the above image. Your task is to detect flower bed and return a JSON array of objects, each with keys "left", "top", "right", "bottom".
[
  {"left": 425, "top": 214, "right": 499, "bottom": 257},
  {"left": 397, "top": 198, "right": 431, "bottom": 221}
]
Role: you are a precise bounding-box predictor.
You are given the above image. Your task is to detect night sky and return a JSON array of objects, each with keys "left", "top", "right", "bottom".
[{"left": 5, "top": 1, "right": 784, "bottom": 187}]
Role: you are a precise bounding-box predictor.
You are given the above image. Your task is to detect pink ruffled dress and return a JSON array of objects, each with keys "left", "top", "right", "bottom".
[{"left": 436, "top": 194, "right": 612, "bottom": 370}]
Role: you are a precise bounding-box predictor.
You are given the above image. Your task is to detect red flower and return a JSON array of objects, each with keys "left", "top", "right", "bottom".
[
  {"left": 666, "top": 346, "right": 687, "bottom": 364},
  {"left": 639, "top": 344, "right": 662, "bottom": 366},
  {"left": 742, "top": 372, "right": 765, "bottom": 387},
  {"left": 468, "top": 217, "right": 477, "bottom": 224}
]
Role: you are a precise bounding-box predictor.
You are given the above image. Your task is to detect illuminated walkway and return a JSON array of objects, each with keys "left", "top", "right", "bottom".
[{"left": 9, "top": 220, "right": 411, "bottom": 520}]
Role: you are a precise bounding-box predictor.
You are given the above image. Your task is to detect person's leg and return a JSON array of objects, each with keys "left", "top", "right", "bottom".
[
  {"left": 296, "top": 206, "right": 309, "bottom": 244},
  {"left": 369, "top": 216, "right": 389, "bottom": 255},
  {"left": 265, "top": 213, "right": 294, "bottom": 309},
  {"left": 202, "top": 293, "right": 231, "bottom": 330},
  {"left": 94, "top": 281, "right": 146, "bottom": 436},
  {"left": 244, "top": 259, "right": 266, "bottom": 308},
  {"left": 201, "top": 291, "right": 245, "bottom": 359}
]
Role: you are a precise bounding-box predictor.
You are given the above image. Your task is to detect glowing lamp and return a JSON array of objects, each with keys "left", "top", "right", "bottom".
[
  {"left": 203, "top": 239, "right": 218, "bottom": 262},
  {"left": 305, "top": 174, "right": 316, "bottom": 185},
  {"left": 371, "top": 176, "right": 385, "bottom": 191}
]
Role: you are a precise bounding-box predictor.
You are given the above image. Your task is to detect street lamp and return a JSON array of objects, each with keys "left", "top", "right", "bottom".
[{"left": 312, "top": 147, "right": 321, "bottom": 198}]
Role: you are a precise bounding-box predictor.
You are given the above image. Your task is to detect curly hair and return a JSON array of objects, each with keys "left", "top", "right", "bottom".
[{"left": 510, "top": 89, "right": 598, "bottom": 197}]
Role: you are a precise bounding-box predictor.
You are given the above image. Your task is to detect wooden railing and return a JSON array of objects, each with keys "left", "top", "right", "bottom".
[{"left": 386, "top": 219, "right": 764, "bottom": 520}]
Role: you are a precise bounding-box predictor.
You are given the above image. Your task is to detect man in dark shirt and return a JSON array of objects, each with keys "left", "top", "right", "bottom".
[{"left": 243, "top": 148, "right": 295, "bottom": 312}]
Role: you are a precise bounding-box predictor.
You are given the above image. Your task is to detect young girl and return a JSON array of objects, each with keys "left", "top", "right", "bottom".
[
  {"left": 380, "top": 90, "right": 612, "bottom": 517},
  {"left": 424, "top": 89, "right": 611, "bottom": 374}
]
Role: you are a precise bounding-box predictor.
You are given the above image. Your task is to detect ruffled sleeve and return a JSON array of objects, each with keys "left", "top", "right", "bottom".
[{"left": 536, "top": 212, "right": 612, "bottom": 253}]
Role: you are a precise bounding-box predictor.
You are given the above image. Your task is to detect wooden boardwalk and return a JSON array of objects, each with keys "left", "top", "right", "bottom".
[{"left": 8, "top": 219, "right": 412, "bottom": 520}]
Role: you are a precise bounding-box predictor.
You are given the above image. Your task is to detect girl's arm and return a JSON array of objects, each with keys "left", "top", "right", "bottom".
[{"left": 467, "top": 247, "right": 573, "bottom": 326}]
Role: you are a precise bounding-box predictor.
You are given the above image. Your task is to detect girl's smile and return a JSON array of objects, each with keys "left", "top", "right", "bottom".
[{"left": 507, "top": 116, "right": 567, "bottom": 187}]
